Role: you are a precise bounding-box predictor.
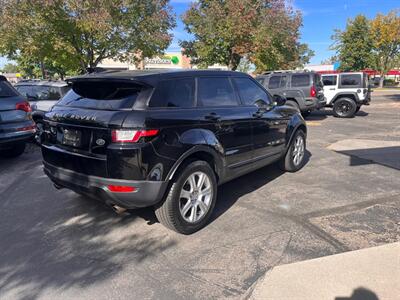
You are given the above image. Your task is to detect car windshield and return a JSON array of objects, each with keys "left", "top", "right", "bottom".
[
  {"left": 57, "top": 81, "right": 145, "bottom": 110},
  {"left": 0, "top": 81, "right": 19, "bottom": 98}
]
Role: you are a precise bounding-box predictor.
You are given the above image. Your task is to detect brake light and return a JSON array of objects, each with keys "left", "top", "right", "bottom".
[
  {"left": 16, "top": 101, "right": 32, "bottom": 112},
  {"left": 111, "top": 129, "right": 159, "bottom": 143},
  {"left": 17, "top": 125, "right": 36, "bottom": 132},
  {"left": 107, "top": 185, "right": 136, "bottom": 193},
  {"left": 310, "top": 86, "right": 317, "bottom": 97}
]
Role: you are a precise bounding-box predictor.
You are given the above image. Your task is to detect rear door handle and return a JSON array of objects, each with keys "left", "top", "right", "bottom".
[
  {"left": 204, "top": 112, "right": 221, "bottom": 121},
  {"left": 329, "top": 88, "right": 336, "bottom": 90}
]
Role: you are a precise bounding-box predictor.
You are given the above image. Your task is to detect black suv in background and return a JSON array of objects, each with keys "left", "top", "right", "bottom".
[
  {"left": 41, "top": 70, "right": 307, "bottom": 234},
  {"left": 0, "top": 75, "right": 35, "bottom": 157},
  {"left": 256, "top": 71, "right": 326, "bottom": 117}
]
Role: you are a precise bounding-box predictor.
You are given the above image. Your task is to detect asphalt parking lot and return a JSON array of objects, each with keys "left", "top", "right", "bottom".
[{"left": 1, "top": 91, "right": 399, "bottom": 300}]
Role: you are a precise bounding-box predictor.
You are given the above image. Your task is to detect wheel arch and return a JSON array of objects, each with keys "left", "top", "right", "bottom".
[
  {"left": 285, "top": 115, "right": 307, "bottom": 150},
  {"left": 332, "top": 93, "right": 359, "bottom": 104},
  {"left": 166, "top": 145, "right": 223, "bottom": 184}
]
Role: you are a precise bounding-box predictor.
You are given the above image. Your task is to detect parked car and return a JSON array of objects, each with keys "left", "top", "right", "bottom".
[
  {"left": 14, "top": 80, "right": 70, "bottom": 142},
  {"left": 321, "top": 72, "right": 371, "bottom": 118},
  {"left": 41, "top": 70, "right": 307, "bottom": 234},
  {"left": 256, "top": 70, "right": 326, "bottom": 117},
  {"left": 0, "top": 75, "right": 35, "bottom": 157}
]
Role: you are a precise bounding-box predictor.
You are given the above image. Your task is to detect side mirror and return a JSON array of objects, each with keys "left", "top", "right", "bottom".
[
  {"left": 273, "top": 94, "right": 286, "bottom": 106},
  {"left": 254, "top": 99, "right": 271, "bottom": 111}
]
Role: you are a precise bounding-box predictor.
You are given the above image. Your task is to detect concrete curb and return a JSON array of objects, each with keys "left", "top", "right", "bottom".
[{"left": 250, "top": 242, "right": 400, "bottom": 300}]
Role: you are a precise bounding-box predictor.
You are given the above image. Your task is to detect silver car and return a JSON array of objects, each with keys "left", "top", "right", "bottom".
[{"left": 14, "top": 80, "right": 70, "bottom": 142}]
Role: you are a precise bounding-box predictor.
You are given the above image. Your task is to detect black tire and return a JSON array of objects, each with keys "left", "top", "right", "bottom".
[
  {"left": 279, "top": 130, "right": 306, "bottom": 172},
  {"left": 155, "top": 160, "right": 217, "bottom": 234},
  {"left": 301, "top": 111, "right": 311, "bottom": 118},
  {"left": 286, "top": 100, "right": 300, "bottom": 112},
  {"left": 0, "top": 143, "right": 26, "bottom": 158},
  {"left": 333, "top": 98, "right": 357, "bottom": 118}
]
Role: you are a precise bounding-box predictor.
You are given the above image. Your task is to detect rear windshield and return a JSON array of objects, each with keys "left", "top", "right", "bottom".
[
  {"left": 0, "top": 81, "right": 19, "bottom": 98},
  {"left": 15, "top": 85, "right": 69, "bottom": 100},
  {"left": 57, "top": 81, "right": 144, "bottom": 110}
]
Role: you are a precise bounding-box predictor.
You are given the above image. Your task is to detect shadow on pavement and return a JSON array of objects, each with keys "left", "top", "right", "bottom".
[
  {"left": 336, "top": 146, "right": 400, "bottom": 170},
  {"left": 0, "top": 182, "right": 175, "bottom": 299},
  {"left": 305, "top": 109, "right": 369, "bottom": 121},
  {"left": 386, "top": 94, "right": 400, "bottom": 101},
  {"left": 211, "top": 150, "right": 312, "bottom": 223},
  {"left": 335, "top": 287, "right": 379, "bottom": 300}
]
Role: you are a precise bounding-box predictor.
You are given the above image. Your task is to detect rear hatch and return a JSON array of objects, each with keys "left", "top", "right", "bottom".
[
  {"left": 313, "top": 73, "right": 325, "bottom": 101},
  {"left": 42, "top": 79, "right": 151, "bottom": 176}
]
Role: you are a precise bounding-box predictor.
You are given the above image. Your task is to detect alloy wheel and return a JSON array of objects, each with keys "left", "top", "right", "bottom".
[
  {"left": 179, "top": 171, "right": 213, "bottom": 223},
  {"left": 292, "top": 135, "right": 305, "bottom": 166}
]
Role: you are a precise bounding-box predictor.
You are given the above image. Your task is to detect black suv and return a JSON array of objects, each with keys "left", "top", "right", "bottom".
[
  {"left": 0, "top": 75, "right": 35, "bottom": 157},
  {"left": 256, "top": 71, "right": 326, "bottom": 117},
  {"left": 41, "top": 70, "right": 307, "bottom": 234}
]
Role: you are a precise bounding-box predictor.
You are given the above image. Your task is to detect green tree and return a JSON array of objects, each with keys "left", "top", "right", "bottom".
[
  {"left": 180, "top": 0, "right": 311, "bottom": 72},
  {"left": 0, "top": 0, "right": 175, "bottom": 76},
  {"left": 1, "top": 63, "right": 18, "bottom": 73},
  {"left": 331, "top": 15, "right": 374, "bottom": 71},
  {"left": 370, "top": 10, "right": 400, "bottom": 87}
]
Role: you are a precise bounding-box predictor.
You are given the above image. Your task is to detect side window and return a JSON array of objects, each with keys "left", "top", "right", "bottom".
[
  {"left": 322, "top": 75, "right": 337, "bottom": 86},
  {"left": 291, "top": 74, "right": 310, "bottom": 87},
  {"left": 149, "top": 78, "right": 195, "bottom": 108},
  {"left": 233, "top": 77, "right": 272, "bottom": 106},
  {"left": 268, "top": 76, "right": 281, "bottom": 89},
  {"left": 341, "top": 74, "right": 361, "bottom": 87},
  {"left": 256, "top": 77, "right": 265, "bottom": 85},
  {"left": 197, "top": 77, "right": 238, "bottom": 107},
  {"left": 280, "top": 75, "right": 287, "bottom": 88}
]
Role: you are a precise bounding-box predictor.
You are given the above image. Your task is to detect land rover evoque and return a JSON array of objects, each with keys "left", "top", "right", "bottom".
[{"left": 41, "top": 70, "right": 307, "bottom": 234}]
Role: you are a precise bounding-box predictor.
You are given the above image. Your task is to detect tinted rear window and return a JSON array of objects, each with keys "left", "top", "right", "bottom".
[
  {"left": 291, "top": 74, "right": 310, "bottom": 87},
  {"left": 268, "top": 76, "right": 281, "bottom": 89},
  {"left": 149, "top": 78, "right": 195, "bottom": 108},
  {"left": 57, "top": 81, "right": 144, "bottom": 110},
  {"left": 198, "top": 77, "right": 238, "bottom": 107},
  {"left": 341, "top": 74, "right": 361, "bottom": 86},
  {"left": 322, "top": 75, "right": 337, "bottom": 86},
  {"left": 0, "top": 81, "right": 18, "bottom": 97}
]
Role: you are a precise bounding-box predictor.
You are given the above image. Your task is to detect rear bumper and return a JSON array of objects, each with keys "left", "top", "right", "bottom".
[
  {"left": 0, "top": 127, "right": 35, "bottom": 149},
  {"left": 359, "top": 93, "right": 371, "bottom": 105},
  {"left": 303, "top": 97, "right": 325, "bottom": 111},
  {"left": 43, "top": 161, "right": 168, "bottom": 209}
]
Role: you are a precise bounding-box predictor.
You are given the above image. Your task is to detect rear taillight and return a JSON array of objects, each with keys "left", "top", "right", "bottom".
[
  {"left": 17, "top": 125, "right": 36, "bottom": 132},
  {"left": 111, "top": 129, "right": 159, "bottom": 143},
  {"left": 107, "top": 185, "right": 136, "bottom": 193},
  {"left": 16, "top": 101, "right": 32, "bottom": 112},
  {"left": 310, "top": 86, "right": 317, "bottom": 97}
]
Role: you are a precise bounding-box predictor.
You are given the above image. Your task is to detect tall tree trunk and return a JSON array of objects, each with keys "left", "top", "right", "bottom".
[{"left": 40, "top": 61, "right": 46, "bottom": 79}]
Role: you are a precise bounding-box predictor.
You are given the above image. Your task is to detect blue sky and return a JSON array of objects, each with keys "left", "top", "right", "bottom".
[{"left": 1, "top": 0, "right": 398, "bottom": 68}]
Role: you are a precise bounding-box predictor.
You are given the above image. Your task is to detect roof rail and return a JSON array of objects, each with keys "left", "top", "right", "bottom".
[{"left": 262, "top": 69, "right": 313, "bottom": 75}]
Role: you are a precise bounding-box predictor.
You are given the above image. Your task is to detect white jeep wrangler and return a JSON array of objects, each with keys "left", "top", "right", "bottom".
[{"left": 321, "top": 72, "right": 371, "bottom": 118}]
